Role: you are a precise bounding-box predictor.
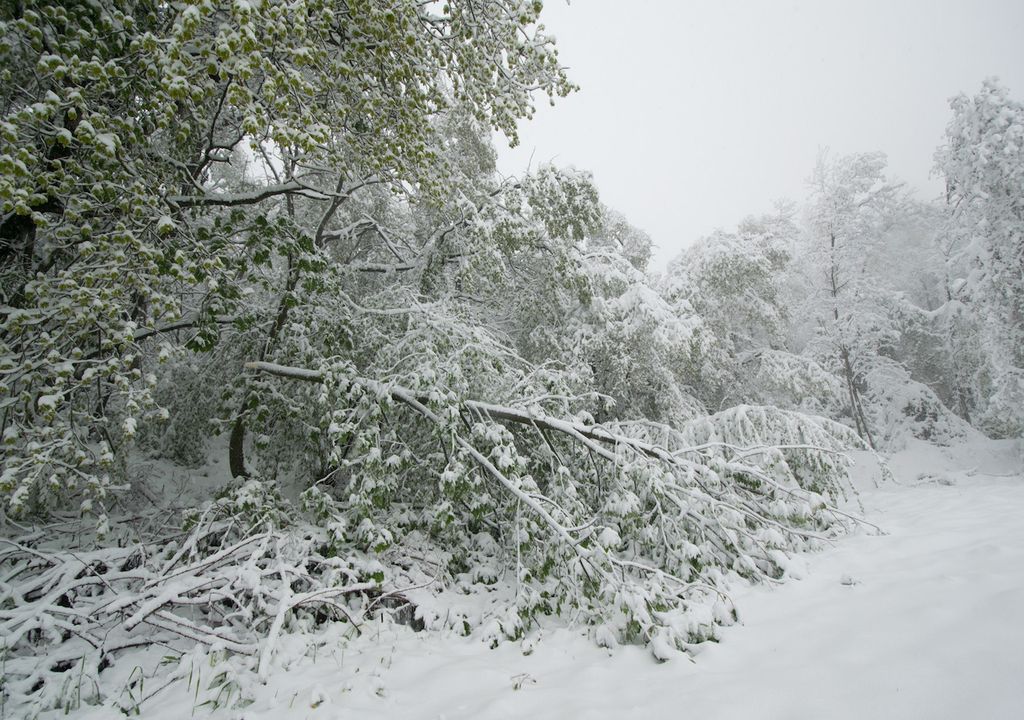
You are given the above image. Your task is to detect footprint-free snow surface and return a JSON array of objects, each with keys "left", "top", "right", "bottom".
[{"left": 92, "top": 438, "right": 1024, "bottom": 720}]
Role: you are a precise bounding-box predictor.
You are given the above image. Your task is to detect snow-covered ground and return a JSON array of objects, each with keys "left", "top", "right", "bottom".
[{"left": 73, "top": 438, "right": 1024, "bottom": 720}]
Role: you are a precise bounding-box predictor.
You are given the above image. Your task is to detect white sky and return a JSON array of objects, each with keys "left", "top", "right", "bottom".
[{"left": 495, "top": 0, "right": 1024, "bottom": 269}]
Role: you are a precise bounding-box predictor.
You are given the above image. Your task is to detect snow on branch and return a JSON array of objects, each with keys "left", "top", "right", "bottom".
[
  {"left": 246, "top": 360, "right": 874, "bottom": 657},
  {"left": 0, "top": 512, "right": 404, "bottom": 714},
  {"left": 165, "top": 181, "right": 331, "bottom": 208}
]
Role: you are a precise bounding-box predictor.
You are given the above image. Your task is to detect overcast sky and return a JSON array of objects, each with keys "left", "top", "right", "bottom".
[{"left": 495, "top": 0, "right": 1024, "bottom": 269}]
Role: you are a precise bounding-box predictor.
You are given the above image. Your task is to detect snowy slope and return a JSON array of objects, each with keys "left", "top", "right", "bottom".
[{"left": 69, "top": 438, "right": 1023, "bottom": 720}]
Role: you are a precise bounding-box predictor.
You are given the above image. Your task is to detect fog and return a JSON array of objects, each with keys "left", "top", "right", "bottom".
[{"left": 496, "top": 0, "right": 1024, "bottom": 268}]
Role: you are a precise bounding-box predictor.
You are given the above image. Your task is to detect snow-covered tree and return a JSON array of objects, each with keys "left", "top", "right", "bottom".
[
  {"left": 794, "top": 151, "right": 909, "bottom": 447},
  {"left": 590, "top": 206, "right": 654, "bottom": 271},
  {"left": 0, "top": 6, "right": 895, "bottom": 714},
  {"left": 663, "top": 208, "right": 796, "bottom": 411},
  {"left": 936, "top": 79, "right": 1024, "bottom": 437},
  {"left": 0, "top": 0, "right": 574, "bottom": 513}
]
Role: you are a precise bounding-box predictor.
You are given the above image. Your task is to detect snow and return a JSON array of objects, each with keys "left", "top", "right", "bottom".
[
  {"left": 64, "top": 436, "right": 1022, "bottom": 720},
  {"left": 156, "top": 215, "right": 176, "bottom": 234},
  {"left": 37, "top": 393, "right": 60, "bottom": 410},
  {"left": 94, "top": 133, "right": 118, "bottom": 155}
]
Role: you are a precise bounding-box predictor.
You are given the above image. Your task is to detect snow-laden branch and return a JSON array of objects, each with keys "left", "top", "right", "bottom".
[
  {"left": 165, "top": 181, "right": 329, "bottom": 208},
  {"left": 245, "top": 360, "right": 871, "bottom": 610},
  {"left": 247, "top": 361, "right": 686, "bottom": 462},
  {"left": 0, "top": 516, "right": 403, "bottom": 710}
]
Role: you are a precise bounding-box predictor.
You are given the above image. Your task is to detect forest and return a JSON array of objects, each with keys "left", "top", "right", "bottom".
[{"left": 0, "top": 1, "right": 1021, "bottom": 717}]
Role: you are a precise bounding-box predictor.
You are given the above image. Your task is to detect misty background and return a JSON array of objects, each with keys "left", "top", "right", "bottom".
[{"left": 496, "top": 0, "right": 1024, "bottom": 268}]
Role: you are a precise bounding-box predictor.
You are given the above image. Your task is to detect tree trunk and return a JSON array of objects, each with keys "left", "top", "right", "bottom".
[
  {"left": 839, "top": 345, "right": 874, "bottom": 449},
  {"left": 229, "top": 246, "right": 299, "bottom": 477},
  {"left": 828, "top": 228, "right": 875, "bottom": 449},
  {"left": 228, "top": 168, "right": 349, "bottom": 478},
  {"left": 229, "top": 413, "right": 248, "bottom": 478}
]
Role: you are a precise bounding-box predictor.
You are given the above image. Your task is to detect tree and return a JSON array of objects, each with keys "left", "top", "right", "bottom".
[
  {"left": 796, "top": 151, "right": 907, "bottom": 447},
  {"left": 936, "top": 79, "right": 1024, "bottom": 437},
  {"left": 590, "top": 206, "right": 654, "bottom": 271},
  {"left": 0, "top": 0, "right": 574, "bottom": 513},
  {"left": 497, "top": 204, "right": 708, "bottom": 425},
  {"left": 575, "top": 248, "right": 707, "bottom": 423},
  {"left": 0, "top": 5, "right": 884, "bottom": 713},
  {"left": 663, "top": 208, "right": 795, "bottom": 411}
]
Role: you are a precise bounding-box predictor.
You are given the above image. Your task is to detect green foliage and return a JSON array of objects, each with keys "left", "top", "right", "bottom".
[{"left": 0, "top": 0, "right": 574, "bottom": 514}]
